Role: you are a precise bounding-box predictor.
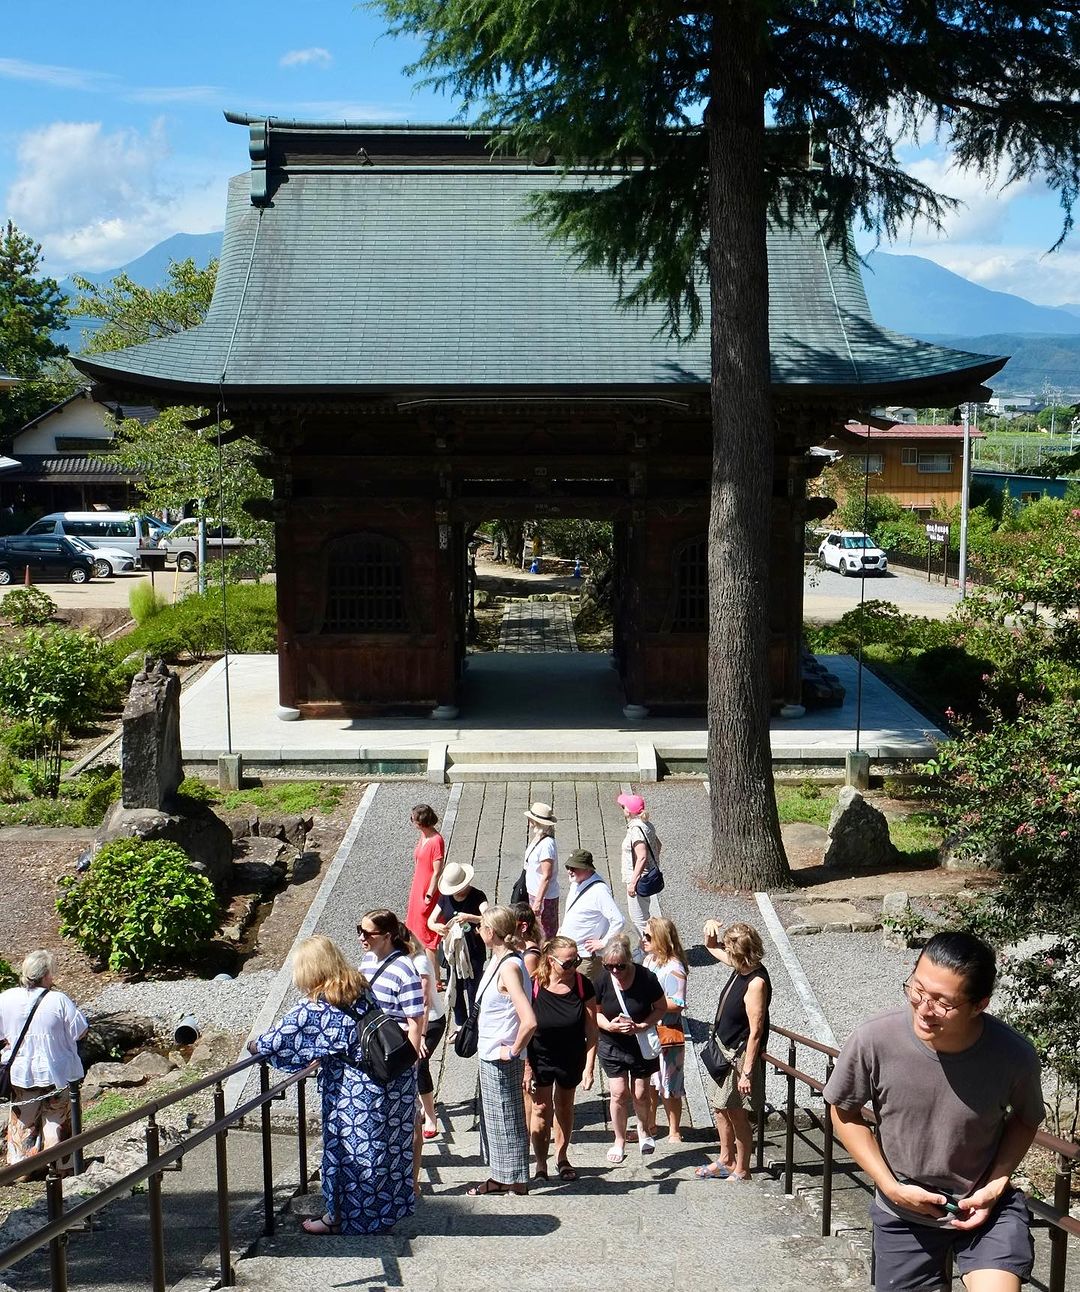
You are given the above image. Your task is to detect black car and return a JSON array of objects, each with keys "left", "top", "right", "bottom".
[{"left": 0, "top": 536, "right": 95, "bottom": 584}]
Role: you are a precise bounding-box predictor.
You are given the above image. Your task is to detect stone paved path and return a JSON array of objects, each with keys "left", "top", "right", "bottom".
[
  {"left": 497, "top": 601, "right": 578, "bottom": 652},
  {"left": 224, "top": 781, "right": 865, "bottom": 1291}
]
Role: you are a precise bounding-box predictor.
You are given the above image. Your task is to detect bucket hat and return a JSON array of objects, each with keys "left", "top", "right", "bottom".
[
  {"left": 564, "top": 849, "right": 597, "bottom": 871},
  {"left": 437, "top": 860, "right": 476, "bottom": 896}
]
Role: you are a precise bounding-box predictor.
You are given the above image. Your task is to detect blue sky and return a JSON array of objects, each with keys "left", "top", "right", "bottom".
[{"left": 2, "top": 0, "right": 1079, "bottom": 305}]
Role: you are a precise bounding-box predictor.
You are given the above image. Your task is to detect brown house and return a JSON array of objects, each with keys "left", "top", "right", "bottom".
[
  {"left": 72, "top": 119, "right": 1004, "bottom": 720},
  {"left": 829, "top": 422, "right": 986, "bottom": 516}
]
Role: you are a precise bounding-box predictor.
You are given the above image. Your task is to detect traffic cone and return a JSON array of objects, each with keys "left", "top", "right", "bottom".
[{"left": 23, "top": 564, "right": 31, "bottom": 586}]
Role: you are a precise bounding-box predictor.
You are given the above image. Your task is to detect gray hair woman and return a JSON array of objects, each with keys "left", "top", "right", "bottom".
[
  {"left": 0, "top": 950, "right": 87, "bottom": 1169},
  {"left": 523, "top": 802, "right": 560, "bottom": 939},
  {"left": 695, "top": 921, "right": 772, "bottom": 1181}
]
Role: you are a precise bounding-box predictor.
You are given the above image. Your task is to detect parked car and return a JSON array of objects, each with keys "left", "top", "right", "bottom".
[
  {"left": 0, "top": 536, "right": 94, "bottom": 584},
  {"left": 817, "top": 530, "right": 889, "bottom": 576},
  {"left": 65, "top": 535, "right": 137, "bottom": 579},
  {"left": 23, "top": 511, "right": 170, "bottom": 567},
  {"left": 157, "top": 518, "right": 259, "bottom": 572}
]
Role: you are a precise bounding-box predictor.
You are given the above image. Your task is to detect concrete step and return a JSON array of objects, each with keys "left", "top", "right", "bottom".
[
  {"left": 447, "top": 761, "right": 640, "bottom": 782},
  {"left": 449, "top": 747, "right": 632, "bottom": 765}
]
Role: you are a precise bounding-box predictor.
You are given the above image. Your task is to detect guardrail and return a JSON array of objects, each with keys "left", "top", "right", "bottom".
[
  {"left": 762, "top": 1024, "right": 1080, "bottom": 1292},
  {"left": 0, "top": 1054, "right": 316, "bottom": 1292}
]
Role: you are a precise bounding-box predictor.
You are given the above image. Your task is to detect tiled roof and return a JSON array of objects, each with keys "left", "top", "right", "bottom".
[
  {"left": 844, "top": 422, "right": 986, "bottom": 440},
  {"left": 73, "top": 129, "right": 1006, "bottom": 402},
  {"left": 0, "top": 455, "right": 133, "bottom": 482},
  {"left": 18, "top": 389, "right": 158, "bottom": 433}
]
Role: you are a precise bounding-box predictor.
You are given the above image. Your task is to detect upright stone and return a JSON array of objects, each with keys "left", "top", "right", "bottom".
[
  {"left": 121, "top": 657, "right": 183, "bottom": 811},
  {"left": 822, "top": 786, "right": 900, "bottom": 870}
]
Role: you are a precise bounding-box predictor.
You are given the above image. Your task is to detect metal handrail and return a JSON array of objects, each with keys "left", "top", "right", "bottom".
[
  {"left": 764, "top": 1023, "right": 1079, "bottom": 1292},
  {"left": 0, "top": 1056, "right": 317, "bottom": 1292},
  {"left": 0, "top": 1055, "right": 263, "bottom": 1188}
]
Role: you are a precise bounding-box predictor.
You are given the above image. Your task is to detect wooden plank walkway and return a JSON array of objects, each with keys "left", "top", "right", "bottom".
[{"left": 497, "top": 600, "right": 578, "bottom": 652}]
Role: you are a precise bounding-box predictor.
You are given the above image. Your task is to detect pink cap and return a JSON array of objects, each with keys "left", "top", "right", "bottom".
[{"left": 616, "top": 792, "right": 646, "bottom": 815}]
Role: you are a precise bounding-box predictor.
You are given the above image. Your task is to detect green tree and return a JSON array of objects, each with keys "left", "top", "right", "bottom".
[
  {"left": 69, "top": 258, "right": 217, "bottom": 354},
  {"left": 71, "top": 259, "right": 273, "bottom": 572},
  {"left": 371, "top": 0, "right": 1080, "bottom": 888},
  {"left": 0, "top": 221, "right": 75, "bottom": 439}
]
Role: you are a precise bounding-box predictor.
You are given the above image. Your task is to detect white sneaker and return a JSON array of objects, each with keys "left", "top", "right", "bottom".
[{"left": 639, "top": 1134, "right": 656, "bottom": 1156}]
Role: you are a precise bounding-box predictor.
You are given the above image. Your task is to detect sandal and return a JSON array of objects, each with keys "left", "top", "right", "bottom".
[
  {"left": 606, "top": 1145, "right": 626, "bottom": 1165},
  {"left": 301, "top": 1214, "right": 340, "bottom": 1234},
  {"left": 533, "top": 1168, "right": 550, "bottom": 1182},
  {"left": 557, "top": 1161, "right": 578, "bottom": 1181},
  {"left": 694, "top": 1162, "right": 732, "bottom": 1180},
  {"left": 467, "top": 1178, "right": 527, "bottom": 1196}
]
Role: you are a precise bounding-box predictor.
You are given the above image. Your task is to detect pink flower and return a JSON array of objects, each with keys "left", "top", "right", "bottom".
[{"left": 1015, "top": 823, "right": 1036, "bottom": 837}]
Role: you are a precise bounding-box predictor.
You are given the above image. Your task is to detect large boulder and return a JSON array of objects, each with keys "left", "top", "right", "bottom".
[
  {"left": 79, "top": 1010, "right": 159, "bottom": 1067},
  {"left": 121, "top": 657, "right": 183, "bottom": 812},
  {"left": 98, "top": 801, "right": 234, "bottom": 893},
  {"left": 822, "top": 787, "right": 900, "bottom": 870}
]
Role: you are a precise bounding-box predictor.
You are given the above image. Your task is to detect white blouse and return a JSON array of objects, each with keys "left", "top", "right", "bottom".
[
  {"left": 476, "top": 953, "right": 528, "bottom": 1061},
  {"left": 0, "top": 987, "right": 87, "bottom": 1089}
]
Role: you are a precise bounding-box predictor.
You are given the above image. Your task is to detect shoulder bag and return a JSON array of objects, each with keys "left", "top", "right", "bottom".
[
  {"left": 342, "top": 952, "right": 418, "bottom": 1086},
  {"left": 0, "top": 987, "right": 50, "bottom": 1102},
  {"left": 455, "top": 952, "right": 520, "bottom": 1059},
  {"left": 633, "top": 829, "right": 665, "bottom": 898},
  {"left": 510, "top": 839, "right": 542, "bottom": 908},
  {"left": 700, "top": 969, "right": 743, "bottom": 1087},
  {"left": 611, "top": 971, "right": 661, "bottom": 1061}
]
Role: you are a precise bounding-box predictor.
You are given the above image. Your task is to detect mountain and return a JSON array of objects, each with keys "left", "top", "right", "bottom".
[
  {"left": 1056, "top": 303, "right": 1080, "bottom": 319},
  {"left": 59, "top": 231, "right": 223, "bottom": 351},
  {"left": 862, "top": 251, "right": 1080, "bottom": 337},
  {"left": 915, "top": 333, "right": 1080, "bottom": 397}
]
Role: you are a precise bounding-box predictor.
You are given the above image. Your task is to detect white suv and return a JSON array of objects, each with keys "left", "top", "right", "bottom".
[{"left": 817, "top": 531, "right": 889, "bottom": 576}]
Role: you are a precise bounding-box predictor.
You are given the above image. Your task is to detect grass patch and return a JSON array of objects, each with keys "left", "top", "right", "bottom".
[
  {"left": 178, "top": 777, "right": 345, "bottom": 816},
  {"left": 888, "top": 811, "right": 942, "bottom": 862},
  {"left": 0, "top": 765, "right": 120, "bottom": 827},
  {"left": 774, "top": 782, "right": 836, "bottom": 829}
]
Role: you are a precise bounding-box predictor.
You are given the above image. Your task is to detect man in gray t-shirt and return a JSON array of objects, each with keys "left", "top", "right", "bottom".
[{"left": 823, "top": 931, "right": 1044, "bottom": 1292}]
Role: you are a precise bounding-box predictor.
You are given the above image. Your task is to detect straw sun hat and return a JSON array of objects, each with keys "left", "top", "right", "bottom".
[{"left": 524, "top": 802, "right": 557, "bottom": 827}]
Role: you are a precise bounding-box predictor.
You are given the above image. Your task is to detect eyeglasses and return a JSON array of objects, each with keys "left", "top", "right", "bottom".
[
  {"left": 552, "top": 956, "right": 581, "bottom": 969},
  {"left": 902, "top": 979, "right": 965, "bottom": 1018},
  {"left": 604, "top": 961, "right": 631, "bottom": 972},
  {"left": 641, "top": 932, "right": 653, "bottom": 941}
]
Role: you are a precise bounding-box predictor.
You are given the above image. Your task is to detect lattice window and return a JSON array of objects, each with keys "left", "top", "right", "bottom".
[
  {"left": 322, "top": 534, "right": 409, "bottom": 633},
  {"left": 671, "top": 536, "right": 708, "bottom": 632}
]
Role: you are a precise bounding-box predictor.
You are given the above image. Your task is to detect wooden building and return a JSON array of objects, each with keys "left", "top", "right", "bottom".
[
  {"left": 828, "top": 422, "right": 987, "bottom": 515},
  {"left": 74, "top": 119, "right": 1004, "bottom": 719}
]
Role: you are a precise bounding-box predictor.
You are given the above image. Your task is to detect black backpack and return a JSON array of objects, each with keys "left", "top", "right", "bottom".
[{"left": 342, "top": 953, "right": 418, "bottom": 1085}]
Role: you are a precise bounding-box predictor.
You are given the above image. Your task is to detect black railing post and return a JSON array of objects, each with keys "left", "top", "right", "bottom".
[
  {"left": 755, "top": 1071, "right": 766, "bottom": 1173},
  {"left": 45, "top": 1163, "right": 68, "bottom": 1292},
  {"left": 259, "top": 1061, "right": 275, "bottom": 1236},
  {"left": 67, "top": 1082, "right": 84, "bottom": 1177},
  {"left": 1049, "top": 1153, "right": 1070, "bottom": 1292},
  {"left": 297, "top": 1076, "right": 309, "bottom": 1195},
  {"left": 784, "top": 1038, "right": 796, "bottom": 1196},
  {"left": 213, "top": 1082, "right": 233, "bottom": 1287},
  {"left": 145, "top": 1115, "right": 166, "bottom": 1292},
  {"left": 821, "top": 1057, "right": 835, "bottom": 1238}
]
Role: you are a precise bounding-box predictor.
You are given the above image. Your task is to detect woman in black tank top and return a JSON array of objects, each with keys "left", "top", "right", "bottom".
[{"left": 695, "top": 921, "right": 771, "bottom": 1182}]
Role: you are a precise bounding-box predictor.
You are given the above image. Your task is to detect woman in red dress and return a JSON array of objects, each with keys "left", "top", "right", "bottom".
[{"left": 406, "top": 804, "right": 446, "bottom": 976}]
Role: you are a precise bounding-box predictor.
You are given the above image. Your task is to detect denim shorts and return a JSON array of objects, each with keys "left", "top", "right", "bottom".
[{"left": 870, "top": 1187, "right": 1034, "bottom": 1290}]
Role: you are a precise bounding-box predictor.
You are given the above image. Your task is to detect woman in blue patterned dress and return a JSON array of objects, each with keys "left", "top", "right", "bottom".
[{"left": 253, "top": 935, "right": 416, "bottom": 1235}]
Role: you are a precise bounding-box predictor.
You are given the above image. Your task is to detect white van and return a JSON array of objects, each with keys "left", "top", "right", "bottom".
[{"left": 24, "top": 512, "right": 170, "bottom": 567}]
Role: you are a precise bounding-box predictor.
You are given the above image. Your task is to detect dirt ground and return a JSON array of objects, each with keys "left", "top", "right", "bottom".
[{"left": 0, "top": 780, "right": 365, "bottom": 1006}]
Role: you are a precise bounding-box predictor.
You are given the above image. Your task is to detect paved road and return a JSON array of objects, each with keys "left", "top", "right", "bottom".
[
  {"left": 0, "top": 567, "right": 197, "bottom": 612},
  {"left": 804, "top": 563, "right": 962, "bottom": 623}
]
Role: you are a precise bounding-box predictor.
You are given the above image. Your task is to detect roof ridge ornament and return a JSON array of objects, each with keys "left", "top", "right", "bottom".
[{"left": 249, "top": 120, "right": 270, "bottom": 206}]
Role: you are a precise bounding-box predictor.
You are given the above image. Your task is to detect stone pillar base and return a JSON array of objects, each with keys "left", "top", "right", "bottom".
[
  {"left": 622, "top": 704, "right": 649, "bottom": 721},
  {"left": 779, "top": 703, "right": 806, "bottom": 719},
  {"left": 845, "top": 749, "right": 871, "bottom": 790},
  {"left": 431, "top": 704, "right": 460, "bottom": 721},
  {"left": 276, "top": 705, "right": 301, "bottom": 722}
]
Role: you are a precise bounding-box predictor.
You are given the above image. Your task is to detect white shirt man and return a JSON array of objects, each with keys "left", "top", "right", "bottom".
[{"left": 557, "top": 849, "right": 625, "bottom": 981}]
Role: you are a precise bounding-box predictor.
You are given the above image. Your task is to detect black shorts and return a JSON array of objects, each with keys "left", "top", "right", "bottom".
[
  {"left": 530, "top": 1055, "right": 586, "bottom": 1091},
  {"left": 598, "top": 1049, "right": 660, "bottom": 1080},
  {"left": 870, "top": 1187, "right": 1034, "bottom": 1291}
]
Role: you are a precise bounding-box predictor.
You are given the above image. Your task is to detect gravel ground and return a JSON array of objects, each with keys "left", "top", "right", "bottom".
[
  {"left": 88, "top": 969, "right": 281, "bottom": 1035},
  {"left": 805, "top": 563, "right": 963, "bottom": 619}
]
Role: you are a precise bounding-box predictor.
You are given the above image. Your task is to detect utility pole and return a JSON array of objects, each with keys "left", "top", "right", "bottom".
[{"left": 957, "top": 404, "right": 972, "bottom": 600}]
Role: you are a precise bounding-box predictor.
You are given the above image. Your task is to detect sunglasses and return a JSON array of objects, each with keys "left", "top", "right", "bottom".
[
  {"left": 552, "top": 955, "right": 581, "bottom": 969},
  {"left": 357, "top": 927, "right": 381, "bottom": 939},
  {"left": 641, "top": 932, "right": 653, "bottom": 941},
  {"left": 604, "top": 961, "right": 631, "bottom": 972}
]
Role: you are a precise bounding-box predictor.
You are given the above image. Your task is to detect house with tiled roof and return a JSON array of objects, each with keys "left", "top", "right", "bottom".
[
  {"left": 0, "top": 388, "right": 154, "bottom": 517},
  {"left": 826, "top": 422, "right": 986, "bottom": 515}
]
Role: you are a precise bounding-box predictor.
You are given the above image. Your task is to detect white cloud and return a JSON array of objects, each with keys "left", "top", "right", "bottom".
[
  {"left": 0, "top": 57, "right": 112, "bottom": 92},
  {"left": 280, "top": 48, "right": 333, "bottom": 69},
  {"left": 6, "top": 120, "right": 226, "bottom": 275},
  {"left": 126, "top": 84, "right": 224, "bottom": 105}
]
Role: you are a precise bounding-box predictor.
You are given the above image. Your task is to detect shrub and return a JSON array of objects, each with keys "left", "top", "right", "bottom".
[
  {"left": 0, "top": 721, "right": 37, "bottom": 758},
  {"left": 1, "top": 587, "right": 56, "bottom": 627},
  {"left": 75, "top": 766, "right": 122, "bottom": 826},
  {"left": 57, "top": 838, "right": 219, "bottom": 972},
  {"left": 122, "top": 584, "right": 277, "bottom": 661},
  {"left": 129, "top": 581, "right": 165, "bottom": 626},
  {"left": 0, "top": 958, "right": 17, "bottom": 990}
]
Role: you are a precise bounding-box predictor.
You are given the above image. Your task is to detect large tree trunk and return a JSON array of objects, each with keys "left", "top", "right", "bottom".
[{"left": 705, "top": 2, "right": 792, "bottom": 890}]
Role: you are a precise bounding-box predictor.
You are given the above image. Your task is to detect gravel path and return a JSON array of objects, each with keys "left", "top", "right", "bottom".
[{"left": 88, "top": 970, "right": 281, "bottom": 1036}]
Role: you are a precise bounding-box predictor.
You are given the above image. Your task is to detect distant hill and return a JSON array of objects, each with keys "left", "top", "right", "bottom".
[
  {"left": 862, "top": 251, "right": 1080, "bottom": 337},
  {"left": 917, "top": 333, "right": 1080, "bottom": 397},
  {"left": 59, "top": 231, "right": 223, "bottom": 351}
]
